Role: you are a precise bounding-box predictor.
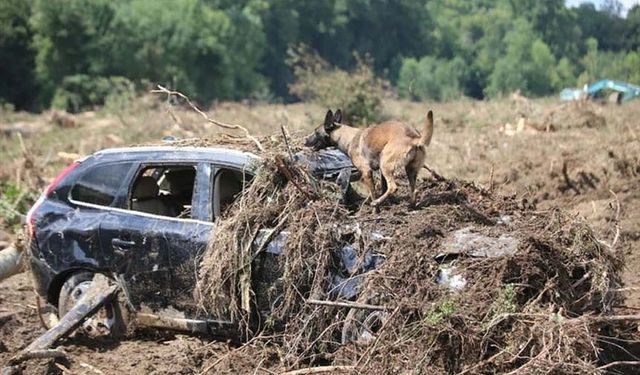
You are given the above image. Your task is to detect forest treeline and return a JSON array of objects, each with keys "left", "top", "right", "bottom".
[{"left": 1, "top": 0, "right": 639, "bottom": 111}]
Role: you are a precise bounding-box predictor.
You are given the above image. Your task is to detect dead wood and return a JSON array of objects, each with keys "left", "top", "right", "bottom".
[
  {"left": 184, "top": 117, "right": 627, "bottom": 374},
  {"left": 152, "top": 85, "right": 264, "bottom": 151},
  {"left": 279, "top": 366, "right": 355, "bottom": 375}
]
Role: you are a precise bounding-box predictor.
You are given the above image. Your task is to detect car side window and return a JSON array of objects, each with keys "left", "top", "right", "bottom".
[
  {"left": 129, "top": 165, "right": 197, "bottom": 219},
  {"left": 212, "top": 167, "right": 253, "bottom": 220},
  {"left": 70, "top": 163, "right": 133, "bottom": 206}
]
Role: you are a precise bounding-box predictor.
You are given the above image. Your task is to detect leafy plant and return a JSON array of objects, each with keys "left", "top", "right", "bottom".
[
  {"left": 424, "top": 299, "right": 457, "bottom": 326},
  {"left": 496, "top": 283, "right": 518, "bottom": 315},
  {"left": 288, "top": 45, "right": 387, "bottom": 125},
  {"left": 51, "top": 75, "right": 135, "bottom": 113},
  {"left": 0, "top": 181, "right": 37, "bottom": 231}
]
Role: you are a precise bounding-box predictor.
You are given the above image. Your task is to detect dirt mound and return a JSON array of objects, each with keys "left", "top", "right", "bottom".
[
  {"left": 196, "top": 150, "right": 627, "bottom": 374},
  {"left": 543, "top": 102, "right": 607, "bottom": 129}
]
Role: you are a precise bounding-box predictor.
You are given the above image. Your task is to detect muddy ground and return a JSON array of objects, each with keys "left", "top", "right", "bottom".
[{"left": 0, "top": 96, "right": 639, "bottom": 373}]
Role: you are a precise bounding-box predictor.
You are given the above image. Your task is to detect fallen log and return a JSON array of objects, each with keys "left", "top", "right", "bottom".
[
  {"left": 5, "top": 274, "right": 119, "bottom": 368},
  {"left": 0, "top": 245, "right": 23, "bottom": 282}
]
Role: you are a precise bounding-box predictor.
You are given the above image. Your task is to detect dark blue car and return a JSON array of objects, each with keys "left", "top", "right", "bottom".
[{"left": 25, "top": 145, "right": 378, "bottom": 339}]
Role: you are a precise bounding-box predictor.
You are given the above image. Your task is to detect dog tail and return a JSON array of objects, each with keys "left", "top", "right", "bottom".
[{"left": 418, "top": 110, "right": 434, "bottom": 146}]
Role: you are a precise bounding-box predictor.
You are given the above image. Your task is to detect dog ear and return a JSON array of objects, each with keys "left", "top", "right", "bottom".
[
  {"left": 324, "top": 110, "right": 334, "bottom": 126},
  {"left": 333, "top": 109, "right": 343, "bottom": 124},
  {"left": 324, "top": 109, "right": 338, "bottom": 132}
]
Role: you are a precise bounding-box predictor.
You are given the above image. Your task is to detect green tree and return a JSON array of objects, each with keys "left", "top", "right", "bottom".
[
  {"left": 510, "top": 0, "right": 581, "bottom": 60},
  {"left": 555, "top": 57, "right": 576, "bottom": 88},
  {"left": 574, "top": 3, "right": 626, "bottom": 52},
  {"left": 397, "top": 56, "right": 466, "bottom": 101},
  {"left": 31, "top": 0, "right": 115, "bottom": 104},
  {"left": 0, "top": 0, "right": 36, "bottom": 109},
  {"left": 108, "top": 0, "right": 267, "bottom": 101},
  {"left": 486, "top": 19, "right": 558, "bottom": 97},
  {"left": 625, "top": 5, "right": 640, "bottom": 50},
  {"left": 257, "top": 0, "right": 300, "bottom": 99},
  {"left": 623, "top": 51, "right": 640, "bottom": 84},
  {"left": 31, "top": 0, "right": 267, "bottom": 108},
  {"left": 578, "top": 38, "right": 600, "bottom": 85}
]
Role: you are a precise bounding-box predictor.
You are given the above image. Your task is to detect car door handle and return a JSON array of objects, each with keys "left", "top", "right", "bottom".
[{"left": 111, "top": 238, "right": 136, "bottom": 248}]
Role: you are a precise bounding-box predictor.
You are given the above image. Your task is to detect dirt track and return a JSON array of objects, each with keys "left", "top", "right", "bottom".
[{"left": 1, "top": 97, "right": 639, "bottom": 373}]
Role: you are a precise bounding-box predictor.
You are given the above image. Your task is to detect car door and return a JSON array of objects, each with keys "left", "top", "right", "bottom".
[
  {"left": 163, "top": 161, "right": 256, "bottom": 321},
  {"left": 38, "top": 161, "right": 135, "bottom": 274},
  {"left": 99, "top": 162, "right": 211, "bottom": 313}
]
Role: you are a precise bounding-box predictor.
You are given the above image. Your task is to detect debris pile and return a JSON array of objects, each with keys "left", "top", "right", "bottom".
[
  {"left": 543, "top": 102, "right": 607, "bottom": 129},
  {"left": 195, "top": 140, "right": 627, "bottom": 374}
]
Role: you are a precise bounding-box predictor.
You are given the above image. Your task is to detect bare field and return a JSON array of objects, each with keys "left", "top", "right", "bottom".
[{"left": 1, "top": 96, "right": 639, "bottom": 373}]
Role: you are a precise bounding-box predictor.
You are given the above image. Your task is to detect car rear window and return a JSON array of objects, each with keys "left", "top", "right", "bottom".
[{"left": 70, "top": 162, "right": 133, "bottom": 206}]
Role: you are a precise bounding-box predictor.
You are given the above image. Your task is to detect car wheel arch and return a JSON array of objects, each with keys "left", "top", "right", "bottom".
[{"left": 47, "top": 267, "right": 101, "bottom": 307}]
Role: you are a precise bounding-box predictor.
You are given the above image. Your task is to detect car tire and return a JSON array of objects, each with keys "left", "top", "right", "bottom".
[{"left": 58, "top": 271, "right": 129, "bottom": 339}]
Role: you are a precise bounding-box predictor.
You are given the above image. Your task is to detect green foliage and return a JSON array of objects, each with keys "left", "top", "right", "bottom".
[
  {"left": 555, "top": 57, "right": 577, "bottom": 89},
  {"left": 30, "top": 0, "right": 267, "bottom": 106},
  {"left": 0, "top": 181, "right": 37, "bottom": 232},
  {"left": 496, "top": 283, "right": 518, "bottom": 314},
  {"left": 288, "top": 46, "right": 386, "bottom": 125},
  {"left": 51, "top": 75, "right": 135, "bottom": 113},
  {"left": 397, "top": 56, "right": 466, "bottom": 101},
  {"left": 486, "top": 20, "right": 560, "bottom": 97},
  {"left": 575, "top": 3, "right": 626, "bottom": 52},
  {"left": 0, "top": 0, "right": 639, "bottom": 109},
  {"left": 626, "top": 5, "right": 640, "bottom": 50},
  {"left": 0, "top": 0, "right": 36, "bottom": 109},
  {"left": 577, "top": 38, "right": 640, "bottom": 86},
  {"left": 424, "top": 299, "right": 457, "bottom": 326}
]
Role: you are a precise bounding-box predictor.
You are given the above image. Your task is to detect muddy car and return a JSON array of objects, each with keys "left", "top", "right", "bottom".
[{"left": 25, "top": 145, "right": 381, "bottom": 340}]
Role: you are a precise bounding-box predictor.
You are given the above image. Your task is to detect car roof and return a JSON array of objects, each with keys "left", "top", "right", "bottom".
[
  {"left": 91, "top": 145, "right": 259, "bottom": 166},
  {"left": 87, "top": 145, "right": 355, "bottom": 176}
]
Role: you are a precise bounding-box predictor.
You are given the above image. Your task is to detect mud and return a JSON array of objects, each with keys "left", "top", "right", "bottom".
[{"left": 1, "top": 98, "right": 640, "bottom": 374}]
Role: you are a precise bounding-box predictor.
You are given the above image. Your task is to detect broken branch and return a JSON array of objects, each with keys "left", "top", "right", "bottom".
[
  {"left": 280, "top": 124, "right": 294, "bottom": 161},
  {"left": 597, "top": 361, "right": 640, "bottom": 371},
  {"left": 275, "top": 155, "right": 314, "bottom": 200},
  {"left": 279, "top": 366, "right": 355, "bottom": 375},
  {"left": 422, "top": 165, "right": 445, "bottom": 181},
  {"left": 305, "top": 299, "right": 390, "bottom": 311},
  {"left": 151, "top": 85, "right": 264, "bottom": 152}
]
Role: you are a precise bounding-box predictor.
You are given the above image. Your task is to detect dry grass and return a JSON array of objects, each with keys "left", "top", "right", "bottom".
[{"left": 1, "top": 94, "right": 639, "bottom": 374}]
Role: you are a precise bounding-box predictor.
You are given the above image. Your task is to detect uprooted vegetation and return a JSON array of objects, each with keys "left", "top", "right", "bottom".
[
  {"left": 193, "top": 136, "right": 630, "bottom": 373},
  {"left": 2, "top": 96, "right": 640, "bottom": 374}
]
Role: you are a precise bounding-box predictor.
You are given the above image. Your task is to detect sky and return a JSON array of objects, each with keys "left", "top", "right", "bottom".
[{"left": 565, "top": 0, "right": 640, "bottom": 16}]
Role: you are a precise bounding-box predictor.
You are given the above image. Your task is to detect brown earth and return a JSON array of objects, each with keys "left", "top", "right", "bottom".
[{"left": 1, "top": 96, "right": 639, "bottom": 373}]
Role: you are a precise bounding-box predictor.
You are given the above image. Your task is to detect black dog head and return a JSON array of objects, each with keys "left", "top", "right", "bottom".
[{"left": 304, "top": 109, "right": 342, "bottom": 150}]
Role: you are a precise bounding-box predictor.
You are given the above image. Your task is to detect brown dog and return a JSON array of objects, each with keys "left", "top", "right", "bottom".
[{"left": 305, "top": 109, "right": 434, "bottom": 206}]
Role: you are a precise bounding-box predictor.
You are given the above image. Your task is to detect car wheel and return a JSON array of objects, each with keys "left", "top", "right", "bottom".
[{"left": 58, "top": 271, "right": 129, "bottom": 339}]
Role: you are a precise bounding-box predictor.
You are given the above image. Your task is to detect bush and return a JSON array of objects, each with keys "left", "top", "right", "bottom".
[
  {"left": 288, "top": 45, "right": 387, "bottom": 125},
  {"left": 0, "top": 181, "right": 37, "bottom": 231},
  {"left": 577, "top": 39, "right": 640, "bottom": 86},
  {"left": 51, "top": 75, "right": 135, "bottom": 113},
  {"left": 397, "top": 56, "right": 467, "bottom": 101}
]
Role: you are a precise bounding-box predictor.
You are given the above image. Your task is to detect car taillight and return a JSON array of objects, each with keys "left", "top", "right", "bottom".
[
  {"left": 26, "top": 196, "right": 44, "bottom": 238},
  {"left": 45, "top": 161, "right": 80, "bottom": 196},
  {"left": 26, "top": 161, "right": 80, "bottom": 238}
]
